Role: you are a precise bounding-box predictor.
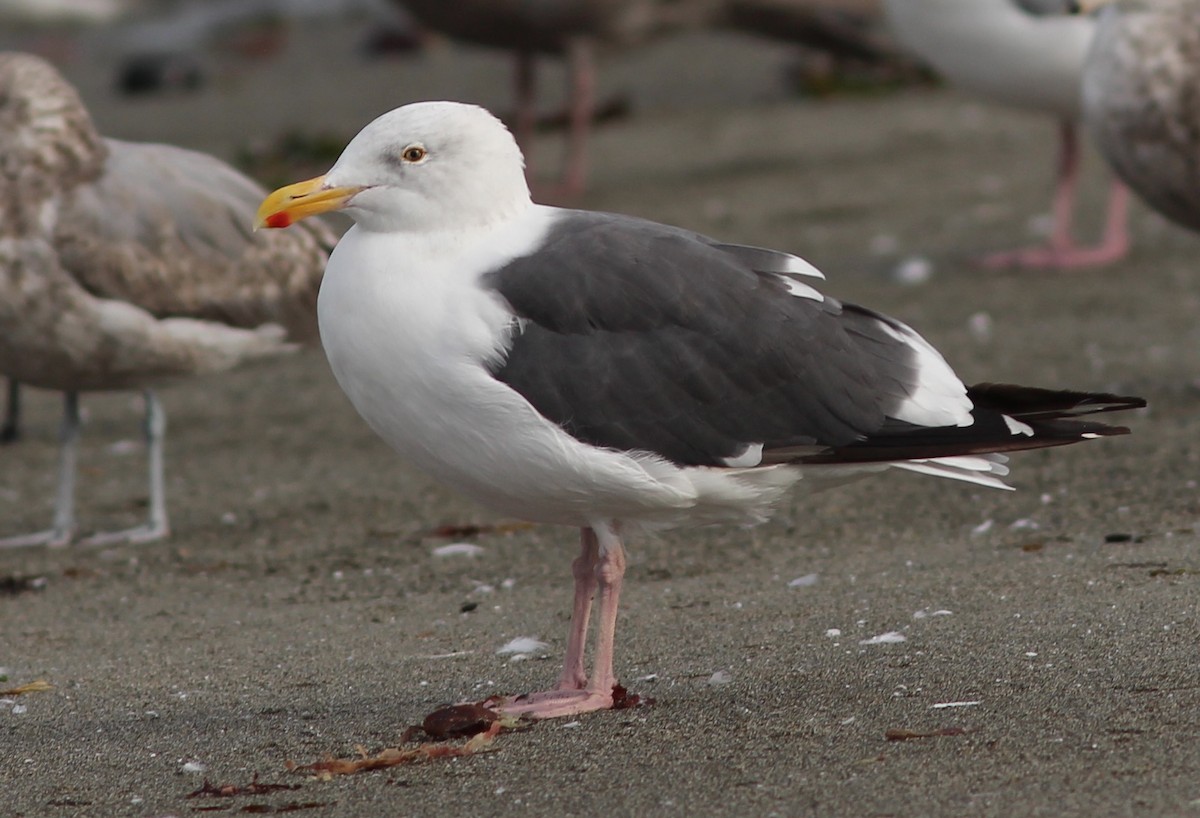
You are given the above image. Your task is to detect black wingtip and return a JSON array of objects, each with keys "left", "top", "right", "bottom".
[{"left": 966, "top": 383, "right": 1147, "bottom": 419}]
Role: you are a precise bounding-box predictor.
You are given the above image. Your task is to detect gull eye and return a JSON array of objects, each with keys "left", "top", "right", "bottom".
[{"left": 401, "top": 145, "right": 427, "bottom": 163}]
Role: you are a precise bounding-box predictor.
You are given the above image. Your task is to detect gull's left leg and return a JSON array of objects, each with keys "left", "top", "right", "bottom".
[
  {"left": 556, "top": 528, "right": 600, "bottom": 690},
  {"left": 81, "top": 389, "right": 170, "bottom": 546},
  {"left": 584, "top": 522, "right": 626, "bottom": 699},
  {"left": 499, "top": 522, "right": 627, "bottom": 719}
]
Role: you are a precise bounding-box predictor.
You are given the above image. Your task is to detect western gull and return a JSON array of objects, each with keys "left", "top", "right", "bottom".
[
  {"left": 1081, "top": 0, "right": 1200, "bottom": 234},
  {"left": 0, "top": 52, "right": 335, "bottom": 548},
  {"left": 395, "top": 0, "right": 714, "bottom": 197},
  {"left": 257, "top": 100, "right": 1144, "bottom": 719},
  {"left": 883, "top": 0, "right": 1131, "bottom": 269}
]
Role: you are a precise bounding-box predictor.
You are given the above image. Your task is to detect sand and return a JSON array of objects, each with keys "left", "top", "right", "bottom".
[{"left": 1, "top": 19, "right": 1198, "bottom": 818}]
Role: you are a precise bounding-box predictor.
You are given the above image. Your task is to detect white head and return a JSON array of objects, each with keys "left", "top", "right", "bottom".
[{"left": 257, "top": 101, "right": 531, "bottom": 234}]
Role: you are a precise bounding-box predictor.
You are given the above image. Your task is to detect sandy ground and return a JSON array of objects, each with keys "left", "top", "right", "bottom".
[{"left": 2, "top": 19, "right": 1200, "bottom": 818}]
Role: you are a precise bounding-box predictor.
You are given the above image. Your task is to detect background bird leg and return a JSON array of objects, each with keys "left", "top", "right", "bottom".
[
  {"left": 982, "top": 121, "right": 1130, "bottom": 269},
  {"left": 1, "top": 379, "right": 19, "bottom": 444},
  {"left": 514, "top": 50, "right": 538, "bottom": 183},
  {"left": 0, "top": 391, "right": 78, "bottom": 548},
  {"left": 559, "top": 36, "right": 596, "bottom": 199},
  {"left": 81, "top": 390, "right": 170, "bottom": 547}
]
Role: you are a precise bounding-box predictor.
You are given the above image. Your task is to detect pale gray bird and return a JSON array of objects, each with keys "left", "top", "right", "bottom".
[
  {"left": 1082, "top": 0, "right": 1200, "bottom": 233},
  {"left": 0, "top": 52, "right": 334, "bottom": 548}
]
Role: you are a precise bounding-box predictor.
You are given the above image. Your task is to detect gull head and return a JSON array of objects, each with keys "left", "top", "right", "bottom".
[{"left": 257, "top": 101, "right": 531, "bottom": 234}]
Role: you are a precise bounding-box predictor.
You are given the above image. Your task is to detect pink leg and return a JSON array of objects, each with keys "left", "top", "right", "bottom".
[
  {"left": 558, "top": 37, "right": 595, "bottom": 199},
  {"left": 1047, "top": 119, "right": 1083, "bottom": 255},
  {"left": 1096, "top": 177, "right": 1131, "bottom": 260},
  {"left": 980, "top": 121, "right": 1130, "bottom": 270},
  {"left": 585, "top": 525, "right": 626, "bottom": 697},
  {"left": 556, "top": 529, "right": 600, "bottom": 690},
  {"left": 497, "top": 523, "right": 627, "bottom": 719}
]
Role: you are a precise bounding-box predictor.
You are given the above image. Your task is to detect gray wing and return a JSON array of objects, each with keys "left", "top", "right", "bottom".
[
  {"left": 483, "top": 212, "right": 1145, "bottom": 470},
  {"left": 53, "top": 139, "right": 336, "bottom": 340},
  {"left": 483, "top": 211, "right": 950, "bottom": 468}
]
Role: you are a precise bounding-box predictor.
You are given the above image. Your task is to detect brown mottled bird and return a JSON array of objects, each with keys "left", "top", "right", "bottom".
[
  {"left": 0, "top": 52, "right": 334, "bottom": 548},
  {"left": 1082, "top": 0, "right": 1200, "bottom": 234}
]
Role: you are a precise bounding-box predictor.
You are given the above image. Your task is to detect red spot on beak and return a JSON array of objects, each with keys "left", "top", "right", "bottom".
[{"left": 265, "top": 212, "right": 292, "bottom": 229}]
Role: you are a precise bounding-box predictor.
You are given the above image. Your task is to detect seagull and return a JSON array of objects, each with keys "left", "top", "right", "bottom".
[
  {"left": 257, "top": 100, "right": 1144, "bottom": 719},
  {"left": 883, "top": 0, "right": 1132, "bottom": 269},
  {"left": 395, "top": 0, "right": 713, "bottom": 197},
  {"left": 0, "top": 52, "right": 335, "bottom": 548},
  {"left": 1081, "top": 0, "right": 1200, "bottom": 234}
]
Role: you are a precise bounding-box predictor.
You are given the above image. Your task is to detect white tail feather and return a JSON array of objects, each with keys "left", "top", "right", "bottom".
[{"left": 893, "top": 455, "right": 1013, "bottom": 490}]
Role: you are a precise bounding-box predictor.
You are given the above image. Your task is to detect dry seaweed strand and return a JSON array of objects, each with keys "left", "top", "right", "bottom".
[
  {"left": 287, "top": 720, "right": 510, "bottom": 779},
  {"left": 0, "top": 679, "right": 53, "bottom": 696}
]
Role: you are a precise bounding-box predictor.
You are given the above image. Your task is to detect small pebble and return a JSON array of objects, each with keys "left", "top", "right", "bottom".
[
  {"left": 892, "top": 256, "right": 933, "bottom": 285},
  {"left": 707, "top": 670, "right": 733, "bottom": 686},
  {"left": 432, "top": 543, "right": 484, "bottom": 558}
]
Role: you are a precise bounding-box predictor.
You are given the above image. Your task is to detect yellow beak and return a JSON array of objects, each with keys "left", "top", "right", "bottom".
[{"left": 255, "top": 175, "right": 365, "bottom": 229}]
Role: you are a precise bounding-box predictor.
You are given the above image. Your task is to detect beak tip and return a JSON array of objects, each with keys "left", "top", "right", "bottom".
[
  {"left": 256, "top": 174, "right": 349, "bottom": 229},
  {"left": 263, "top": 212, "right": 294, "bottom": 230}
]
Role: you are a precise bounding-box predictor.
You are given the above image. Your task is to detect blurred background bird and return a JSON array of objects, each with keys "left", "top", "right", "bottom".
[
  {"left": 394, "top": 0, "right": 721, "bottom": 198},
  {"left": 395, "top": 0, "right": 908, "bottom": 197},
  {"left": 0, "top": 52, "right": 334, "bottom": 548},
  {"left": 883, "top": 0, "right": 1132, "bottom": 269}
]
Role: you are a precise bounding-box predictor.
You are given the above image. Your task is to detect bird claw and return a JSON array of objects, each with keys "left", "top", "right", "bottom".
[
  {"left": 491, "top": 687, "right": 616, "bottom": 719},
  {"left": 79, "top": 522, "right": 169, "bottom": 548},
  {"left": 978, "top": 242, "right": 1126, "bottom": 270},
  {"left": 0, "top": 528, "right": 73, "bottom": 549}
]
